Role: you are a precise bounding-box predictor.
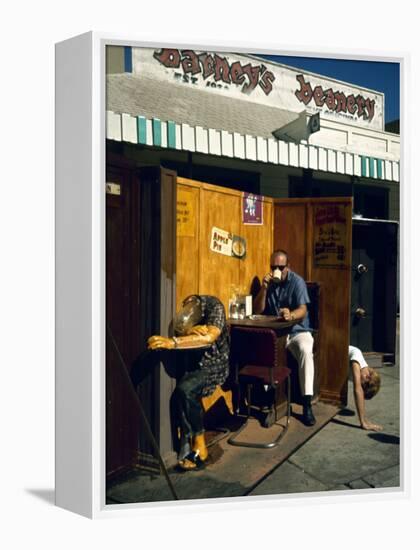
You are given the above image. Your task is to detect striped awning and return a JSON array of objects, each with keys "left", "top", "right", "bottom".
[{"left": 106, "top": 111, "right": 400, "bottom": 183}]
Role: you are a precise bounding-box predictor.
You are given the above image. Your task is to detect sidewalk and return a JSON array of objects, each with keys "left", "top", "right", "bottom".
[
  {"left": 250, "top": 362, "right": 400, "bottom": 496},
  {"left": 106, "top": 357, "right": 400, "bottom": 505}
]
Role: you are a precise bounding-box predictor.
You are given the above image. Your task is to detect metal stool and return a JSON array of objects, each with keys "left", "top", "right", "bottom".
[{"left": 228, "top": 327, "right": 291, "bottom": 449}]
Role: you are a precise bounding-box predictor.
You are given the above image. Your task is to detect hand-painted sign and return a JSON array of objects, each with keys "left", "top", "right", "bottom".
[
  {"left": 210, "top": 227, "right": 246, "bottom": 259},
  {"left": 211, "top": 227, "right": 233, "bottom": 256},
  {"left": 153, "top": 49, "right": 275, "bottom": 96},
  {"left": 313, "top": 204, "right": 348, "bottom": 268},
  {"left": 129, "top": 48, "right": 384, "bottom": 130},
  {"left": 177, "top": 188, "right": 195, "bottom": 237},
  {"left": 295, "top": 75, "right": 375, "bottom": 122},
  {"left": 242, "top": 193, "right": 263, "bottom": 224}
]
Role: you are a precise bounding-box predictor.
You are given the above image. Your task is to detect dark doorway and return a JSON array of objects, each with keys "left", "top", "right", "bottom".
[
  {"left": 350, "top": 220, "right": 398, "bottom": 360},
  {"left": 289, "top": 173, "right": 389, "bottom": 220}
]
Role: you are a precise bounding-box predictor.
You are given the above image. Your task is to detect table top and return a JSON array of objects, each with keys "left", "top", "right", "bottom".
[
  {"left": 228, "top": 315, "right": 298, "bottom": 330},
  {"left": 163, "top": 343, "right": 212, "bottom": 351}
]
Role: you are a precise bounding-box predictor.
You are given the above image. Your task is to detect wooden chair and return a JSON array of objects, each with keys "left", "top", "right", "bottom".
[{"left": 228, "top": 327, "right": 291, "bottom": 449}]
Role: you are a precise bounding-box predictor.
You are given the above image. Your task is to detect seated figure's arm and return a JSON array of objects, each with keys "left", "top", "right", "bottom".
[
  {"left": 253, "top": 273, "right": 272, "bottom": 314},
  {"left": 280, "top": 303, "right": 307, "bottom": 321},
  {"left": 148, "top": 325, "right": 221, "bottom": 350}
]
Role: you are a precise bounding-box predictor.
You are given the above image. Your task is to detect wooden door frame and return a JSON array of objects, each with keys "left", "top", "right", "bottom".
[{"left": 106, "top": 155, "right": 178, "bottom": 470}]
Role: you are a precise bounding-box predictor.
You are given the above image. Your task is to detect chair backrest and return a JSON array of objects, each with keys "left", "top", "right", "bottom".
[
  {"left": 305, "top": 282, "right": 321, "bottom": 331},
  {"left": 230, "top": 327, "right": 277, "bottom": 368}
]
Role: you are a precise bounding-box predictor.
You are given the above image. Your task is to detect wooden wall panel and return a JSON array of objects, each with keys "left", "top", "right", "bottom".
[
  {"left": 199, "top": 185, "right": 241, "bottom": 309},
  {"left": 273, "top": 202, "right": 307, "bottom": 278},
  {"left": 240, "top": 198, "right": 273, "bottom": 295},
  {"left": 176, "top": 180, "right": 200, "bottom": 309},
  {"left": 273, "top": 197, "right": 352, "bottom": 406},
  {"left": 308, "top": 200, "right": 353, "bottom": 405},
  {"left": 176, "top": 181, "right": 351, "bottom": 406},
  {"left": 176, "top": 178, "right": 273, "bottom": 314}
]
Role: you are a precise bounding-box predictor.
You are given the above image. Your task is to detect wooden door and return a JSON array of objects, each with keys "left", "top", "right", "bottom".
[
  {"left": 273, "top": 198, "right": 353, "bottom": 405},
  {"left": 106, "top": 163, "right": 177, "bottom": 477},
  {"left": 106, "top": 164, "right": 141, "bottom": 477}
]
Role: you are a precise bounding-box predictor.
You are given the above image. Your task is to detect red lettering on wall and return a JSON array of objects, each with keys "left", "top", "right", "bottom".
[
  {"left": 214, "top": 55, "right": 231, "bottom": 84},
  {"left": 199, "top": 53, "right": 215, "bottom": 79},
  {"left": 259, "top": 70, "right": 275, "bottom": 95},
  {"left": 295, "top": 74, "right": 376, "bottom": 122},
  {"left": 324, "top": 88, "right": 336, "bottom": 110},
  {"left": 295, "top": 75, "right": 312, "bottom": 105},
  {"left": 242, "top": 64, "right": 260, "bottom": 94},
  {"left": 181, "top": 50, "right": 201, "bottom": 74},
  {"left": 365, "top": 98, "right": 375, "bottom": 122},
  {"left": 230, "top": 61, "right": 246, "bottom": 85},
  {"left": 334, "top": 92, "right": 347, "bottom": 114},
  {"left": 153, "top": 49, "right": 275, "bottom": 95},
  {"left": 313, "top": 85, "right": 325, "bottom": 107},
  {"left": 153, "top": 48, "right": 180, "bottom": 68},
  {"left": 315, "top": 205, "right": 346, "bottom": 225},
  {"left": 347, "top": 94, "right": 356, "bottom": 115}
]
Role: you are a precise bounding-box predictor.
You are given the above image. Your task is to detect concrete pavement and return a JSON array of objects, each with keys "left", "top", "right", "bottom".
[
  {"left": 106, "top": 358, "right": 400, "bottom": 505},
  {"left": 249, "top": 363, "right": 400, "bottom": 496}
]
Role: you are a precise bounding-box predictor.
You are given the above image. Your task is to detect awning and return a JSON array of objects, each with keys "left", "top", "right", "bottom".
[{"left": 106, "top": 110, "right": 400, "bottom": 183}]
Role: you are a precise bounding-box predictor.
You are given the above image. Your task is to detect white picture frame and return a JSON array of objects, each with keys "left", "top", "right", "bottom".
[{"left": 55, "top": 31, "right": 408, "bottom": 519}]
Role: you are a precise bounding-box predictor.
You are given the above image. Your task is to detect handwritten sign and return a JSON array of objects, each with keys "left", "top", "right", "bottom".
[
  {"left": 210, "top": 228, "right": 247, "bottom": 259},
  {"left": 177, "top": 189, "right": 195, "bottom": 237},
  {"left": 210, "top": 227, "right": 233, "bottom": 256},
  {"left": 313, "top": 204, "right": 347, "bottom": 268}
]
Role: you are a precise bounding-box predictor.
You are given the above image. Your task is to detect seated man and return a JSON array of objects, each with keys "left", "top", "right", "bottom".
[
  {"left": 253, "top": 249, "right": 316, "bottom": 426},
  {"left": 349, "top": 345, "right": 382, "bottom": 431},
  {"left": 147, "top": 295, "right": 229, "bottom": 471}
]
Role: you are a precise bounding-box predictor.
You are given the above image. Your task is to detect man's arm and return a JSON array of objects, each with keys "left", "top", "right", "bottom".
[
  {"left": 253, "top": 273, "right": 271, "bottom": 314},
  {"left": 148, "top": 326, "right": 221, "bottom": 350},
  {"left": 280, "top": 304, "right": 307, "bottom": 321},
  {"left": 352, "top": 362, "right": 382, "bottom": 431}
]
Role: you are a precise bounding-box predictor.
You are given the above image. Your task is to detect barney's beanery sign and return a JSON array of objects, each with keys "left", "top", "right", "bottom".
[{"left": 129, "top": 48, "right": 384, "bottom": 130}]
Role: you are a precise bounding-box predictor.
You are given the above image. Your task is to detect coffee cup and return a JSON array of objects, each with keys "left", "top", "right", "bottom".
[{"left": 272, "top": 268, "right": 282, "bottom": 284}]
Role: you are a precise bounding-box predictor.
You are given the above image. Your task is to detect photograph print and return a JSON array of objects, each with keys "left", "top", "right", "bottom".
[{"left": 104, "top": 44, "right": 400, "bottom": 504}]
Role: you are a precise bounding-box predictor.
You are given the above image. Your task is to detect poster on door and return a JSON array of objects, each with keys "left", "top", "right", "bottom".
[{"left": 313, "top": 204, "right": 348, "bottom": 268}]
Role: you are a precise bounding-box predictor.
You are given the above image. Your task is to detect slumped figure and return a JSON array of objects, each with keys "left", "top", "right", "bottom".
[{"left": 148, "top": 295, "right": 229, "bottom": 471}]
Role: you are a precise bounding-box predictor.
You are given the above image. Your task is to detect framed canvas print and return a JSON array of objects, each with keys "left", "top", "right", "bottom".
[{"left": 55, "top": 33, "right": 404, "bottom": 518}]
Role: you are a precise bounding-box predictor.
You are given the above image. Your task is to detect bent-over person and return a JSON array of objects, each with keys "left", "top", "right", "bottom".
[{"left": 349, "top": 345, "right": 382, "bottom": 431}]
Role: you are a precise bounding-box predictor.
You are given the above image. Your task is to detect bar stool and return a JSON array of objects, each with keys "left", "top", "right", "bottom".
[{"left": 228, "top": 327, "right": 291, "bottom": 449}]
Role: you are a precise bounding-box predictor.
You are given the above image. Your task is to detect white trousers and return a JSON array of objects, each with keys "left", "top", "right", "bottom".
[
  {"left": 348, "top": 345, "right": 368, "bottom": 368},
  {"left": 286, "top": 332, "right": 314, "bottom": 396}
]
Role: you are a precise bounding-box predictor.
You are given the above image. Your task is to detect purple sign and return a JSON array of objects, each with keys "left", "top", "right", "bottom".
[{"left": 242, "top": 193, "right": 263, "bottom": 225}]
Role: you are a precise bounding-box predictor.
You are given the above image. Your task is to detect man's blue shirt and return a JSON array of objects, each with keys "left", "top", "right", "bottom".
[{"left": 265, "top": 270, "right": 312, "bottom": 335}]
